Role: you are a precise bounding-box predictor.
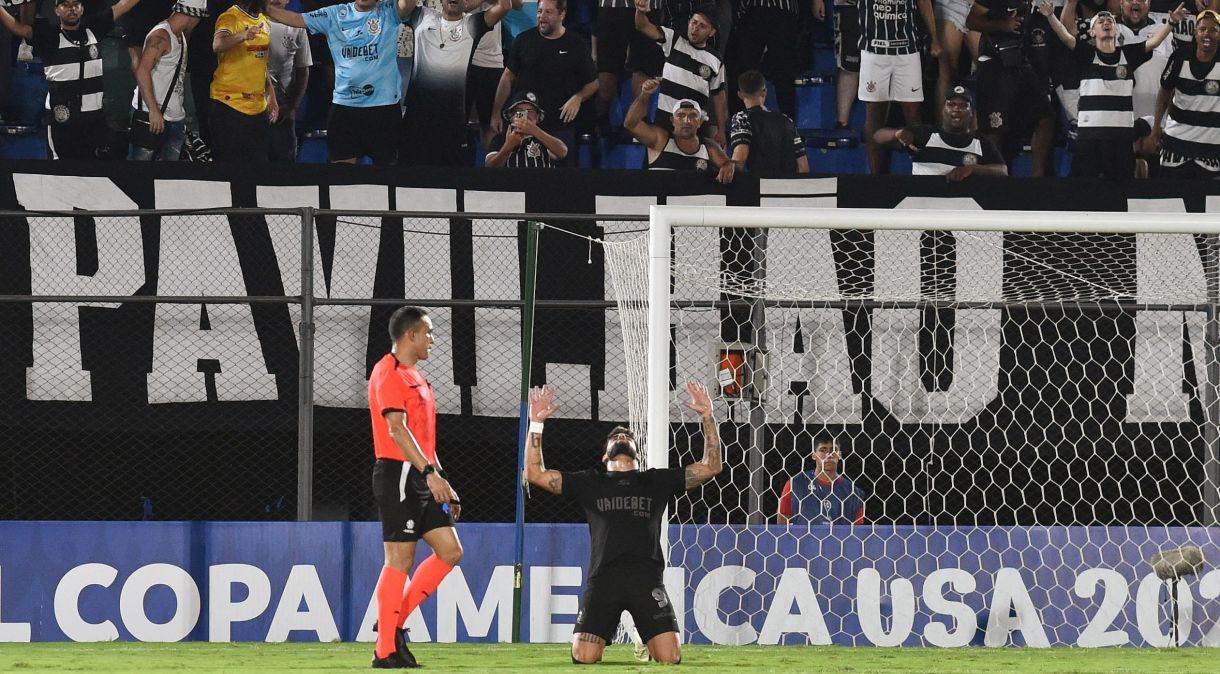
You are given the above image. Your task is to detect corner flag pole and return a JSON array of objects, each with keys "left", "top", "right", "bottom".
[{"left": 513, "top": 221, "right": 542, "bottom": 643}]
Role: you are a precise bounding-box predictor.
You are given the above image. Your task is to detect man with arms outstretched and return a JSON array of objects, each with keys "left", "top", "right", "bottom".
[
  {"left": 524, "top": 382, "right": 722, "bottom": 665},
  {"left": 367, "top": 306, "right": 463, "bottom": 669},
  {"left": 266, "top": 0, "right": 419, "bottom": 164}
]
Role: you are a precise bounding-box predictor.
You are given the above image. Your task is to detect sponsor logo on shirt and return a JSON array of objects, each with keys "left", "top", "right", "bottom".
[
  {"left": 594, "top": 495, "right": 653, "bottom": 516},
  {"left": 341, "top": 43, "right": 380, "bottom": 60}
]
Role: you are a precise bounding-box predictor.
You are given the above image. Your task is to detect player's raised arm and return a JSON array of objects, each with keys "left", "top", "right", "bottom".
[
  {"left": 524, "top": 385, "right": 564, "bottom": 495},
  {"left": 681, "top": 381, "right": 721, "bottom": 489}
]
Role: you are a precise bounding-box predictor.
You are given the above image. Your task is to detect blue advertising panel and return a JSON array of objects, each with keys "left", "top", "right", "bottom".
[{"left": 1, "top": 522, "right": 1218, "bottom": 647}]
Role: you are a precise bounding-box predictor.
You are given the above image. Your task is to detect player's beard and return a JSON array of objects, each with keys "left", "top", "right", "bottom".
[{"left": 606, "top": 441, "right": 638, "bottom": 462}]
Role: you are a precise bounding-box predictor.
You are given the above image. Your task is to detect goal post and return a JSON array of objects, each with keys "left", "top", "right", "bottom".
[{"left": 610, "top": 204, "right": 1220, "bottom": 646}]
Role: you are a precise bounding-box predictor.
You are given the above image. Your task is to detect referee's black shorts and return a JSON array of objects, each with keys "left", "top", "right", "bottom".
[
  {"left": 372, "top": 459, "right": 454, "bottom": 543},
  {"left": 574, "top": 567, "right": 679, "bottom": 643}
]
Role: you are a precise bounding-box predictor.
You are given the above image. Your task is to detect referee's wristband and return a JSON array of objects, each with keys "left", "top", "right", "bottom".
[{"left": 529, "top": 421, "right": 545, "bottom": 435}]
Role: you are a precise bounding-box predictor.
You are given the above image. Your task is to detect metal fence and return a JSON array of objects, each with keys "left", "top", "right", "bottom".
[
  {"left": 6, "top": 207, "right": 1217, "bottom": 530},
  {"left": 0, "top": 208, "right": 645, "bottom": 523}
]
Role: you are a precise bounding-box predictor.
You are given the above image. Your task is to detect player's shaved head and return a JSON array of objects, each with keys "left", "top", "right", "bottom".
[{"left": 389, "top": 306, "right": 429, "bottom": 342}]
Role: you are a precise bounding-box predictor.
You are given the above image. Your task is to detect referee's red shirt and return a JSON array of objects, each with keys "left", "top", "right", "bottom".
[{"left": 368, "top": 353, "right": 438, "bottom": 465}]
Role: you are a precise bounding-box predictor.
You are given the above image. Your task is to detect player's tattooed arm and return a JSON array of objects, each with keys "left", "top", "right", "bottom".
[
  {"left": 525, "top": 385, "right": 564, "bottom": 495},
  {"left": 682, "top": 381, "right": 722, "bottom": 489}
]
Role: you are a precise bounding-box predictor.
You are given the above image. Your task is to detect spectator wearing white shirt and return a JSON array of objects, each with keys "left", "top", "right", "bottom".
[{"left": 266, "top": 0, "right": 311, "bottom": 162}]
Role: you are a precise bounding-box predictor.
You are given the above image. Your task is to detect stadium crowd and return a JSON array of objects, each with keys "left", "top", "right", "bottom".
[{"left": 0, "top": 0, "right": 1218, "bottom": 177}]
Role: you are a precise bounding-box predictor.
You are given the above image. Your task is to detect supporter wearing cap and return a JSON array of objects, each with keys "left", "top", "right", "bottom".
[
  {"left": 129, "top": 0, "right": 209, "bottom": 161},
  {"left": 0, "top": 0, "right": 145, "bottom": 159},
  {"left": 1041, "top": 0, "right": 1186, "bottom": 178},
  {"left": 873, "top": 83, "right": 1008, "bottom": 180},
  {"left": 490, "top": 0, "right": 597, "bottom": 166},
  {"left": 485, "top": 90, "right": 569, "bottom": 167},
  {"left": 1156, "top": 7, "right": 1220, "bottom": 178},
  {"left": 624, "top": 78, "right": 735, "bottom": 182}
]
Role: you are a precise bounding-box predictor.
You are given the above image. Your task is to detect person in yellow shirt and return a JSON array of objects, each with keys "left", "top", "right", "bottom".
[{"left": 210, "top": 0, "right": 279, "bottom": 161}]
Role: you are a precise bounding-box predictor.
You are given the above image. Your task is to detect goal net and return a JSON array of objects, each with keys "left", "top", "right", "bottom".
[{"left": 602, "top": 206, "right": 1220, "bottom": 648}]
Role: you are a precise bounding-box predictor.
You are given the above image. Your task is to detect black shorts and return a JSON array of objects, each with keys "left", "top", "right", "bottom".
[
  {"left": 466, "top": 65, "right": 502, "bottom": 125},
  {"left": 834, "top": 6, "right": 861, "bottom": 73},
  {"left": 626, "top": 12, "right": 665, "bottom": 76},
  {"left": 574, "top": 568, "right": 679, "bottom": 643},
  {"left": 975, "top": 60, "right": 1054, "bottom": 137},
  {"left": 327, "top": 103, "right": 400, "bottom": 164},
  {"left": 372, "top": 459, "right": 455, "bottom": 543},
  {"left": 598, "top": 8, "right": 655, "bottom": 75}
]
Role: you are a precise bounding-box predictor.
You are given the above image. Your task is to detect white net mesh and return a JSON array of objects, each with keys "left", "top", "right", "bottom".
[{"left": 603, "top": 214, "right": 1220, "bottom": 647}]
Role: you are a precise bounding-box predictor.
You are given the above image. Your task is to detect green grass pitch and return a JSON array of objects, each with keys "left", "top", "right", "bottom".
[{"left": 0, "top": 643, "right": 1215, "bottom": 673}]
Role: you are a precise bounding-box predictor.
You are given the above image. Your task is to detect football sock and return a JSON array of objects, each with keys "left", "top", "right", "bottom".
[
  {"left": 396, "top": 554, "right": 454, "bottom": 627},
  {"left": 374, "top": 565, "right": 408, "bottom": 659}
]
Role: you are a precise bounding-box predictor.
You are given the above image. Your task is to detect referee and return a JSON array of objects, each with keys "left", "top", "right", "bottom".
[
  {"left": 367, "top": 306, "right": 463, "bottom": 669},
  {"left": 524, "top": 382, "right": 722, "bottom": 665}
]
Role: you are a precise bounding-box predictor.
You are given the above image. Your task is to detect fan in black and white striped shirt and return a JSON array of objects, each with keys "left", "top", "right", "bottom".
[
  {"left": 0, "top": 0, "right": 145, "bottom": 159},
  {"left": 1041, "top": 2, "right": 1184, "bottom": 178},
  {"left": 1157, "top": 9, "right": 1220, "bottom": 178},
  {"left": 635, "top": 0, "right": 728, "bottom": 148},
  {"left": 875, "top": 84, "right": 1008, "bottom": 179}
]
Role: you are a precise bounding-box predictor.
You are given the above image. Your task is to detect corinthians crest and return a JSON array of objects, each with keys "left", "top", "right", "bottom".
[
  {"left": 1115, "top": 65, "right": 1128, "bottom": 79},
  {"left": 1208, "top": 80, "right": 1220, "bottom": 95},
  {"left": 963, "top": 154, "right": 978, "bottom": 166},
  {"left": 695, "top": 158, "right": 708, "bottom": 171},
  {"left": 367, "top": 17, "right": 381, "bottom": 36}
]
